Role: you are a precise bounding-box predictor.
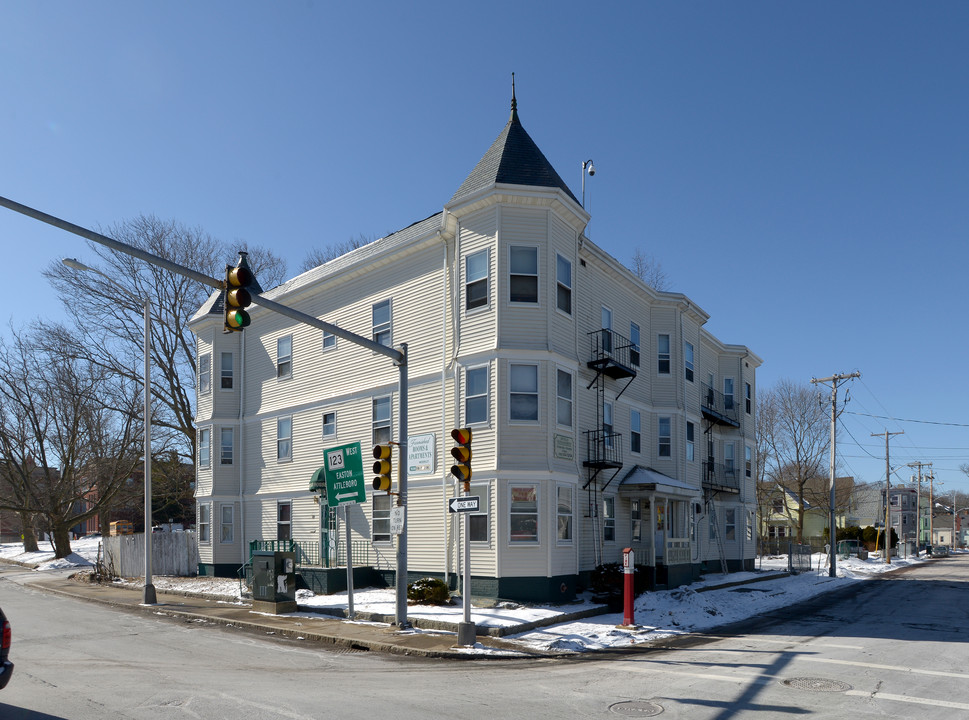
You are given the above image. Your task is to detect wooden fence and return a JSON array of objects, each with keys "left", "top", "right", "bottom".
[{"left": 103, "top": 532, "right": 198, "bottom": 577}]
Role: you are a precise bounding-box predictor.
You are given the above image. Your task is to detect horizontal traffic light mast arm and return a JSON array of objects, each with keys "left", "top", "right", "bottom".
[{"left": 0, "top": 195, "right": 403, "bottom": 363}]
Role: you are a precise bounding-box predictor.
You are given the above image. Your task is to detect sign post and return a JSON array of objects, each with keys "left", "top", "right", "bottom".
[{"left": 322, "top": 442, "right": 366, "bottom": 619}]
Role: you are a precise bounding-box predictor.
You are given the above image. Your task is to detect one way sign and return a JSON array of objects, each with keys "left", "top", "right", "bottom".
[{"left": 448, "top": 496, "right": 480, "bottom": 513}]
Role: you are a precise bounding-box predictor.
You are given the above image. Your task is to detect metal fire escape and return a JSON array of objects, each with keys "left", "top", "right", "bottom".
[{"left": 584, "top": 328, "right": 636, "bottom": 564}]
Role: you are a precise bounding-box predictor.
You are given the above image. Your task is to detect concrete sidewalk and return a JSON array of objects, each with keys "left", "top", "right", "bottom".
[{"left": 22, "top": 572, "right": 548, "bottom": 659}]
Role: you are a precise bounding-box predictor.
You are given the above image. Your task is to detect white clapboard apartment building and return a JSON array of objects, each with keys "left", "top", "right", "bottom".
[{"left": 190, "top": 94, "right": 761, "bottom": 602}]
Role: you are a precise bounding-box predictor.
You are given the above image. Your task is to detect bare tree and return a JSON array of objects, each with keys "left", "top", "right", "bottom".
[
  {"left": 0, "top": 327, "right": 141, "bottom": 558},
  {"left": 759, "top": 379, "right": 832, "bottom": 544},
  {"left": 628, "top": 248, "right": 671, "bottom": 292},
  {"left": 298, "top": 234, "right": 374, "bottom": 274},
  {"left": 41, "top": 215, "right": 287, "bottom": 465}
]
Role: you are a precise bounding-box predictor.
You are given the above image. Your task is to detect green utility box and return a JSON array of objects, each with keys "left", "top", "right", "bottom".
[{"left": 251, "top": 550, "right": 297, "bottom": 614}]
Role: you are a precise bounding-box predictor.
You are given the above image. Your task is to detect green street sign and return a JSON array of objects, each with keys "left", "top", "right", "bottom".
[{"left": 323, "top": 442, "right": 366, "bottom": 507}]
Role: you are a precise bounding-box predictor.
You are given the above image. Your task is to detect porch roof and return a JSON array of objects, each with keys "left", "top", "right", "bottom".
[{"left": 617, "top": 465, "right": 698, "bottom": 498}]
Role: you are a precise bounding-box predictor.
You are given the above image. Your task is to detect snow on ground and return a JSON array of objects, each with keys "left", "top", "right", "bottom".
[{"left": 0, "top": 536, "right": 946, "bottom": 653}]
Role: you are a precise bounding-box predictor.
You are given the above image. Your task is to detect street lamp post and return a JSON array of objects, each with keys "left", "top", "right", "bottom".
[{"left": 62, "top": 258, "right": 156, "bottom": 604}]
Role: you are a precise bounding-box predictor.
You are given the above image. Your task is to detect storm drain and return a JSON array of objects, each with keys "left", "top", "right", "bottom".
[
  {"left": 780, "top": 677, "right": 852, "bottom": 693},
  {"left": 608, "top": 700, "right": 664, "bottom": 716}
]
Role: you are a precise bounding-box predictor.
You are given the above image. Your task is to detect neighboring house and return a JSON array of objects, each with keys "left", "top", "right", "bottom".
[
  {"left": 882, "top": 486, "right": 920, "bottom": 544},
  {"left": 932, "top": 514, "right": 954, "bottom": 547},
  {"left": 846, "top": 482, "right": 882, "bottom": 528},
  {"left": 761, "top": 485, "right": 843, "bottom": 550},
  {"left": 190, "top": 93, "right": 761, "bottom": 602}
]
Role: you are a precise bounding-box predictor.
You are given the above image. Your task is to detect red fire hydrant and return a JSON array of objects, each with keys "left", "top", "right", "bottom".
[{"left": 622, "top": 547, "right": 636, "bottom": 627}]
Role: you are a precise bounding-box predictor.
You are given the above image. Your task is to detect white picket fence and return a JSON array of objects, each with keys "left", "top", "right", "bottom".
[{"left": 102, "top": 532, "right": 199, "bottom": 577}]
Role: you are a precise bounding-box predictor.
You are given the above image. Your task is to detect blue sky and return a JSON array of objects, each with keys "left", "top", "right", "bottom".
[{"left": 2, "top": 2, "right": 968, "bottom": 494}]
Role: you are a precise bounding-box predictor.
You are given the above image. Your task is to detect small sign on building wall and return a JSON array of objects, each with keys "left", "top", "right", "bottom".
[
  {"left": 408, "top": 432, "right": 436, "bottom": 475},
  {"left": 553, "top": 434, "right": 574, "bottom": 461}
]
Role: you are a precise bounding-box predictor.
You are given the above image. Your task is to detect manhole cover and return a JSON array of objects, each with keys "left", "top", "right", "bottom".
[
  {"left": 609, "top": 700, "right": 664, "bottom": 716},
  {"left": 780, "top": 677, "right": 852, "bottom": 692}
]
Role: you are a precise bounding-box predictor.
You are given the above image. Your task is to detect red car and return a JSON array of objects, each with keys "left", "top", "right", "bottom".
[{"left": 0, "top": 607, "right": 12, "bottom": 689}]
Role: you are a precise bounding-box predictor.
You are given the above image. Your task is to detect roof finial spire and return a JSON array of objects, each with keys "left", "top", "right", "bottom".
[{"left": 510, "top": 72, "right": 518, "bottom": 120}]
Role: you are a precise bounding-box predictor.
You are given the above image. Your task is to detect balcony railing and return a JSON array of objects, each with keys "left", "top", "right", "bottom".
[
  {"left": 587, "top": 329, "right": 638, "bottom": 380},
  {"left": 583, "top": 429, "right": 623, "bottom": 470},
  {"left": 702, "top": 461, "right": 741, "bottom": 492},
  {"left": 701, "top": 383, "right": 740, "bottom": 427}
]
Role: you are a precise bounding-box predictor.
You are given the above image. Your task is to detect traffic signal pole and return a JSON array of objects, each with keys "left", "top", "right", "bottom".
[{"left": 0, "top": 195, "right": 412, "bottom": 628}]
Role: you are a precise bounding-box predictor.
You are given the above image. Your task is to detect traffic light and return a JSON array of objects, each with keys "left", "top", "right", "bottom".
[
  {"left": 224, "top": 251, "right": 256, "bottom": 332},
  {"left": 450, "top": 428, "right": 472, "bottom": 490},
  {"left": 372, "top": 444, "right": 393, "bottom": 492}
]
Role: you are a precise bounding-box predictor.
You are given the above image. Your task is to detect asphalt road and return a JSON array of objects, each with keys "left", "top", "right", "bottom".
[{"left": 1, "top": 556, "right": 967, "bottom": 719}]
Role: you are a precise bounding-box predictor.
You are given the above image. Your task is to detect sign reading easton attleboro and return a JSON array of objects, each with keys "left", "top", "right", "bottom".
[{"left": 323, "top": 442, "right": 367, "bottom": 507}]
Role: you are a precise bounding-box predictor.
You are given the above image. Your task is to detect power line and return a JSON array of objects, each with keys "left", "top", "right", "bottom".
[{"left": 843, "top": 411, "right": 969, "bottom": 428}]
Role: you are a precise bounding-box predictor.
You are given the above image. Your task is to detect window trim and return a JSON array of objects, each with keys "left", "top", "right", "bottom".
[
  {"left": 277, "top": 416, "right": 293, "bottom": 463},
  {"left": 220, "top": 427, "right": 234, "bottom": 466},
  {"left": 658, "top": 334, "right": 671, "bottom": 374},
  {"left": 509, "top": 244, "right": 539, "bottom": 304},
  {"left": 630, "top": 322, "right": 641, "bottom": 367},
  {"left": 199, "top": 427, "right": 211, "bottom": 469},
  {"left": 198, "top": 502, "right": 211, "bottom": 544},
  {"left": 686, "top": 421, "right": 695, "bottom": 462},
  {"left": 220, "top": 504, "right": 234, "bottom": 544},
  {"left": 556, "top": 484, "right": 573, "bottom": 545},
  {"left": 630, "top": 409, "right": 641, "bottom": 454},
  {"left": 220, "top": 351, "right": 233, "bottom": 390},
  {"left": 198, "top": 352, "right": 211, "bottom": 395},
  {"left": 277, "top": 335, "right": 293, "bottom": 380},
  {"left": 322, "top": 328, "right": 336, "bottom": 352},
  {"left": 684, "top": 342, "right": 694, "bottom": 383},
  {"left": 277, "top": 500, "right": 292, "bottom": 541},
  {"left": 322, "top": 409, "right": 337, "bottom": 440},
  {"left": 745, "top": 445, "right": 753, "bottom": 478},
  {"left": 372, "top": 493, "right": 392, "bottom": 544},
  {"left": 509, "top": 484, "right": 540, "bottom": 544},
  {"left": 603, "top": 496, "right": 616, "bottom": 543},
  {"left": 372, "top": 395, "right": 392, "bottom": 445},
  {"left": 724, "top": 377, "right": 735, "bottom": 411},
  {"left": 372, "top": 299, "right": 392, "bottom": 347},
  {"left": 465, "top": 365, "right": 489, "bottom": 426},
  {"left": 509, "top": 363, "right": 539, "bottom": 423},
  {"left": 658, "top": 416, "right": 671, "bottom": 458},
  {"left": 555, "top": 253, "right": 572, "bottom": 315},
  {"left": 745, "top": 382, "right": 753, "bottom": 414},
  {"left": 556, "top": 367, "right": 573, "bottom": 428},
  {"left": 465, "top": 249, "right": 490, "bottom": 312},
  {"left": 601, "top": 306, "right": 613, "bottom": 354}
]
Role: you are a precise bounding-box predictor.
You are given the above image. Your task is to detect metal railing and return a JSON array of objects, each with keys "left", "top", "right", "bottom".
[
  {"left": 584, "top": 429, "right": 623, "bottom": 468},
  {"left": 702, "top": 461, "right": 741, "bottom": 491},
  {"left": 701, "top": 383, "right": 739, "bottom": 426},
  {"left": 588, "top": 328, "right": 638, "bottom": 373}
]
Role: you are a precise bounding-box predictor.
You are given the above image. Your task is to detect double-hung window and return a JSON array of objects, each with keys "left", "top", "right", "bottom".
[
  {"left": 724, "top": 378, "right": 735, "bottom": 411},
  {"left": 603, "top": 402, "right": 614, "bottom": 448},
  {"left": 684, "top": 342, "right": 694, "bottom": 383},
  {"left": 220, "top": 352, "right": 233, "bottom": 389},
  {"left": 556, "top": 369, "right": 572, "bottom": 427},
  {"left": 468, "top": 483, "right": 489, "bottom": 543},
  {"left": 322, "top": 410, "right": 337, "bottom": 439},
  {"left": 603, "top": 497, "right": 616, "bottom": 542},
  {"left": 198, "top": 353, "right": 211, "bottom": 395},
  {"left": 630, "top": 410, "right": 641, "bottom": 454},
  {"left": 466, "top": 250, "right": 489, "bottom": 310},
  {"left": 509, "top": 246, "right": 538, "bottom": 303},
  {"left": 322, "top": 329, "right": 336, "bottom": 351},
  {"left": 220, "top": 505, "right": 233, "bottom": 543},
  {"left": 373, "top": 494, "right": 391, "bottom": 543},
  {"left": 198, "top": 503, "right": 210, "bottom": 543},
  {"left": 725, "top": 443, "right": 735, "bottom": 477},
  {"left": 745, "top": 382, "right": 752, "bottom": 414},
  {"left": 372, "top": 299, "right": 391, "bottom": 347},
  {"left": 277, "top": 335, "right": 292, "bottom": 379},
  {"left": 220, "top": 427, "right": 233, "bottom": 465},
  {"left": 373, "top": 396, "right": 391, "bottom": 444},
  {"left": 277, "top": 416, "right": 292, "bottom": 462},
  {"left": 277, "top": 501, "right": 291, "bottom": 541},
  {"left": 601, "top": 306, "right": 613, "bottom": 354},
  {"left": 509, "top": 364, "right": 538, "bottom": 422},
  {"left": 630, "top": 322, "right": 641, "bottom": 367},
  {"left": 725, "top": 508, "right": 737, "bottom": 541},
  {"left": 465, "top": 366, "right": 488, "bottom": 425},
  {"left": 557, "top": 485, "right": 573, "bottom": 543},
  {"left": 510, "top": 485, "right": 539, "bottom": 543},
  {"left": 199, "top": 428, "right": 211, "bottom": 469},
  {"left": 658, "top": 417, "right": 671, "bottom": 457},
  {"left": 745, "top": 446, "right": 753, "bottom": 478},
  {"left": 556, "top": 254, "right": 571, "bottom": 314},
  {"left": 658, "top": 334, "right": 671, "bottom": 374},
  {"left": 686, "top": 422, "right": 695, "bottom": 462}
]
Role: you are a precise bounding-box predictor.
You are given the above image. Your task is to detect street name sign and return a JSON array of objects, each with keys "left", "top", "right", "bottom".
[
  {"left": 448, "top": 496, "right": 480, "bottom": 513},
  {"left": 323, "top": 442, "right": 366, "bottom": 507}
]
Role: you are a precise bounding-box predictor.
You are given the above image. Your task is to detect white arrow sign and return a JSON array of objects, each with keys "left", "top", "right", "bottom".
[{"left": 448, "top": 496, "right": 480, "bottom": 513}]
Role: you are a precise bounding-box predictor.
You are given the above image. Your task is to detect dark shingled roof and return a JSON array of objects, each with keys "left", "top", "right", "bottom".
[{"left": 449, "top": 98, "right": 578, "bottom": 205}]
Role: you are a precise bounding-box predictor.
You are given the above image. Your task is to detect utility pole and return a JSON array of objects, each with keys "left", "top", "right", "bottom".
[
  {"left": 907, "top": 461, "right": 931, "bottom": 553},
  {"left": 927, "top": 470, "right": 937, "bottom": 548},
  {"left": 872, "top": 430, "right": 903, "bottom": 564},
  {"left": 811, "top": 371, "right": 860, "bottom": 578}
]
